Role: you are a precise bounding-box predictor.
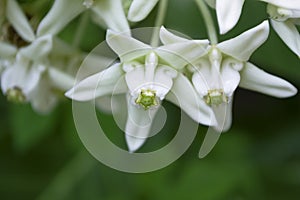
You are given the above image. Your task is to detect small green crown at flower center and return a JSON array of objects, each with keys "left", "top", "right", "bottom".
[
  {"left": 6, "top": 87, "right": 26, "bottom": 104},
  {"left": 135, "top": 89, "right": 158, "bottom": 110},
  {"left": 204, "top": 89, "right": 227, "bottom": 106}
]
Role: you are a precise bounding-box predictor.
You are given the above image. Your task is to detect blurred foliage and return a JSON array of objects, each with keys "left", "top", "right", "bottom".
[{"left": 1, "top": 0, "right": 300, "bottom": 199}]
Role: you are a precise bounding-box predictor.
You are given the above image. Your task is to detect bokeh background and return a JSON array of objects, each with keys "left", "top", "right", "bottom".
[{"left": 1, "top": 0, "right": 300, "bottom": 199}]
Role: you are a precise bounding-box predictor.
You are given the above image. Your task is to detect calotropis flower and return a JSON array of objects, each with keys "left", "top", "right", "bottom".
[
  {"left": 204, "top": 0, "right": 245, "bottom": 34},
  {"left": 205, "top": 0, "right": 300, "bottom": 56},
  {"left": 37, "top": 0, "right": 130, "bottom": 37},
  {"left": 160, "top": 20, "right": 297, "bottom": 132},
  {"left": 66, "top": 28, "right": 215, "bottom": 152},
  {"left": 0, "top": 36, "right": 76, "bottom": 113},
  {"left": 262, "top": 0, "right": 300, "bottom": 57},
  {"left": 0, "top": 0, "right": 75, "bottom": 113},
  {"left": 127, "top": 0, "right": 159, "bottom": 22}
]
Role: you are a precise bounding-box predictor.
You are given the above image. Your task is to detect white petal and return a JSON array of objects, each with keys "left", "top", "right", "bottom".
[
  {"left": 19, "top": 35, "right": 53, "bottom": 59},
  {"left": 192, "top": 58, "right": 222, "bottom": 95},
  {"left": 192, "top": 71, "right": 210, "bottom": 97},
  {"left": 0, "top": 42, "right": 17, "bottom": 58},
  {"left": 159, "top": 26, "right": 191, "bottom": 44},
  {"left": 65, "top": 63, "right": 127, "bottom": 101},
  {"left": 198, "top": 100, "right": 233, "bottom": 158},
  {"left": 37, "top": 0, "right": 85, "bottom": 36},
  {"left": 212, "top": 101, "right": 233, "bottom": 132},
  {"left": 125, "top": 98, "right": 159, "bottom": 152},
  {"left": 217, "top": 20, "right": 269, "bottom": 61},
  {"left": 271, "top": 19, "right": 300, "bottom": 57},
  {"left": 106, "top": 30, "right": 151, "bottom": 61},
  {"left": 6, "top": 0, "right": 35, "bottom": 42},
  {"left": 261, "top": 0, "right": 300, "bottom": 10},
  {"left": 125, "top": 65, "right": 146, "bottom": 94},
  {"left": 78, "top": 53, "right": 115, "bottom": 80},
  {"left": 216, "top": 0, "right": 245, "bottom": 34},
  {"left": 127, "top": 0, "right": 159, "bottom": 22},
  {"left": 154, "top": 65, "right": 177, "bottom": 98},
  {"left": 92, "top": 0, "right": 130, "bottom": 33},
  {"left": 239, "top": 62, "right": 297, "bottom": 98},
  {"left": 156, "top": 40, "right": 209, "bottom": 69},
  {"left": 165, "top": 73, "right": 214, "bottom": 126},
  {"left": 220, "top": 58, "right": 241, "bottom": 96},
  {"left": 1, "top": 58, "right": 41, "bottom": 98},
  {"left": 31, "top": 78, "right": 57, "bottom": 114}
]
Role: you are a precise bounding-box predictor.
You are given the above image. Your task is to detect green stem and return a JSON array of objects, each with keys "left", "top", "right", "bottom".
[
  {"left": 195, "top": 0, "right": 218, "bottom": 45},
  {"left": 150, "top": 0, "right": 169, "bottom": 47},
  {"left": 72, "top": 12, "right": 89, "bottom": 48}
]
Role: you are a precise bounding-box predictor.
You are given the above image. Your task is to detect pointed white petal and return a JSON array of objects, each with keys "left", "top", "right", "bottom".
[
  {"left": 216, "top": 0, "right": 245, "bottom": 34},
  {"left": 154, "top": 65, "right": 177, "bottom": 98},
  {"left": 159, "top": 26, "right": 191, "bottom": 44},
  {"left": 37, "top": 0, "right": 85, "bottom": 36},
  {"left": 31, "top": 78, "right": 57, "bottom": 114},
  {"left": 192, "top": 70, "right": 210, "bottom": 97},
  {"left": 19, "top": 35, "right": 53, "bottom": 59},
  {"left": 191, "top": 58, "right": 222, "bottom": 96},
  {"left": 271, "top": 19, "right": 300, "bottom": 57},
  {"left": 127, "top": 0, "right": 159, "bottom": 22},
  {"left": 217, "top": 20, "right": 269, "bottom": 61},
  {"left": 6, "top": 0, "right": 35, "bottom": 42},
  {"left": 198, "top": 97, "right": 233, "bottom": 158},
  {"left": 106, "top": 29, "right": 151, "bottom": 61},
  {"left": 156, "top": 40, "right": 209, "bottom": 69},
  {"left": 220, "top": 58, "right": 241, "bottom": 96},
  {"left": 125, "top": 65, "right": 146, "bottom": 94},
  {"left": 125, "top": 98, "right": 159, "bottom": 152},
  {"left": 166, "top": 73, "right": 214, "bottom": 126},
  {"left": 92, "top": 0, "right": 130, "bottom": 33},
  {"left": 65, "top": 63, "right": 127, "bottom": 101},
  {"left": 0, "top": 42, "right": 17, "bottom": 58},
  {"left": 79, "top": 53, "right": 115, "bottom": 80},
  {"left": 239, "top": 62, "right": 297, "bottom": 98},
  {"left": 212, "top": 101, "right": 233, "bottom": 132},
  {"left": 261, "top": 0, "right": 300, "bottom": 10}
]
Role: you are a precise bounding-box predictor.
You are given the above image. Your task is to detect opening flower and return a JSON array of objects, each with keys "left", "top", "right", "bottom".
[
  {"left": 66, "top": 28, "right": 215, "bottom": 152},
  {"left": 160, "top": 21, "right": 297, "bottom": 132},
  {"left": 262, "top": 0, "right": 300, "bottom": 57},
  {"left": 37, "top": 0, "right": 130, "bottom": 37}
]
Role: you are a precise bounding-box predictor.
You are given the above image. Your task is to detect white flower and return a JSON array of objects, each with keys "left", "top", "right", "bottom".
[
  {"left": 205, "top": 0, "right": 300, "bottom": 56},
  {"left": 66, "top": 28, "right": 214, "bottom": 152},
  {"left": 37, "top": 0, "right": 130, "bottom": 37},
  {"left": 160, "top": 21, "right": 297, "bottom": 132},
  {"left": 204, "top": 0, "right": 245, "bottom": 34},
  {"left": 127, "top": 0, "right": 159, "bottom": 22},
  {"left": 0, "top": 0, "right": 76, "bottom": 113},
  {"left": 261, "top": 0, "right": 300, "bottom": 57}
]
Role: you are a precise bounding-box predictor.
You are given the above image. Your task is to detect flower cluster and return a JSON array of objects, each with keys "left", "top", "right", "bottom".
[{"left": 1, "top": 0, "right": 298, "bottom": 154}]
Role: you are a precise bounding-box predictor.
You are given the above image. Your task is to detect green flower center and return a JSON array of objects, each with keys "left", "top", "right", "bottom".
[
  {"left": 204, "top": 89, "right": 227, "bottom": 106},
  {"left": 6, "top": 87, "right": 26, "bottom": 104},
  {"left": 135, "top": 89, "right": 158, "bottom": 110}
]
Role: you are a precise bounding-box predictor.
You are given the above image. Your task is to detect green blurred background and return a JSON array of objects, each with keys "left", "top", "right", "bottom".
[{"left": 1, "top": 0, "right": 300, "bottom": 199}]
